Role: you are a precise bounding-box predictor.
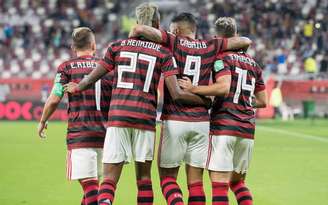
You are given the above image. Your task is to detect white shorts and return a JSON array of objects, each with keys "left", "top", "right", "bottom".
[
  {"left": 206, "top": 135, "right": 254, "bottom": 174},
  {"left": 66, "top": 148, "right": 103, "bottom": 180},
  {"left": 102, "top": 127, "right": 155, "bottom": 164},
  {"left": 158, "top": 120, "right": 209, "bottom": 168}
]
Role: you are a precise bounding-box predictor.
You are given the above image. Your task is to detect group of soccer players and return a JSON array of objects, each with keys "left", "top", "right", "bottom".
[{"left": 38, "top": 2, "right": 267, "bottom": 205}]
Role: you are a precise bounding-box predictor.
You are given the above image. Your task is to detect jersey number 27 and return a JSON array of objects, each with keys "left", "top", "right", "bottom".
[{"left": 117, "top": 51, "right": 156, "bottom": 93}]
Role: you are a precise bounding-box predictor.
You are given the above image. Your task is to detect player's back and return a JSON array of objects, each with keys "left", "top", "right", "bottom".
[
  {"left": 211, "top": 51, "right": 265, "bottom": 139},
  {"left": 101, "top": 38, "right": 177, "bottom": 131},
  {"left": 58, "top": 55, "right": 112, "bottom": 149},
  {"left": 160, "top": 31, "right": 227, "bottom": 121}
]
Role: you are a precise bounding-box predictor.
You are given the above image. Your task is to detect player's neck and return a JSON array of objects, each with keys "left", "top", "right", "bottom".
[
  {"left": 180, "top": 32, "right": 196, "bottom": 40},
  {"left": 76, "top": 50, "right": 94, "bottom": 57}
]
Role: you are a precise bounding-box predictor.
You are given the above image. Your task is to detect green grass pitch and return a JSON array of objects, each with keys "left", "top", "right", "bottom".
[{"left": 0, "top": 119, "right": 328, "bottom": 204}]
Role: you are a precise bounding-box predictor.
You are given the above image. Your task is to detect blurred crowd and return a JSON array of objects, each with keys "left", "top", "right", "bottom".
[{"left": 0, "top": 0, "right": 327, "bottom": 78}]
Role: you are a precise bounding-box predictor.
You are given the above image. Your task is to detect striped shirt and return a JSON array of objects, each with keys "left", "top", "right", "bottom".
[
  {"left": 99, "top": 38, "right": 178, "bottom": 131},
  {"left": 56, "top": 55, "right": 112, "bottom": 150},
  {"left": 160, "top": 30, "right": 227, "bottom": 121},
  {"left": 210, "top": 51, "right": 266, "bottom": 139}
]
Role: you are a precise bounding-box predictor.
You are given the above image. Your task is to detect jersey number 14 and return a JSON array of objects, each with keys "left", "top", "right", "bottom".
[{"left": 233, "top": 67, "right": 255, "bottom": 104}]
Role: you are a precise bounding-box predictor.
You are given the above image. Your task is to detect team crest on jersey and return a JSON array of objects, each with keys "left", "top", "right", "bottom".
[{"left": 214, "top": 60, "right": 224, "bottom": 72}]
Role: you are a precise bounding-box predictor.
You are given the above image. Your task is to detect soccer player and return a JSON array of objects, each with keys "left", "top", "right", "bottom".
[
  {"left": 37, "top": 27, "right": 112, "bottom": 205},
  {"left": 63, "top": 3, "right": 210, "bottom": 205},
  {"left": 129, "top": 13, "right": 252, "bottom": 205},
  {"left": 179, "top": 17, "right": 267, "bottom": 205}
]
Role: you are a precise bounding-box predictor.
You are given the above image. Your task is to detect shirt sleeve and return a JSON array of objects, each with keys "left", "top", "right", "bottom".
[
  {"left": 161, "top": 53, "right": 179, "bottom": 77},
  {"left": 255, "top": 66, "right": 266, "bottom": 93},
  {"left": 213, "top": 56, "right": 231, "bottom": 81},
  {"left": 160, "top": 30, "right": 176, "bottom": 50},
  {"left": 51, "top": 62, "right": 68, "bottom": 97},
  {"left": 99, "top": 44, "right": 115, "bottom": 72}
]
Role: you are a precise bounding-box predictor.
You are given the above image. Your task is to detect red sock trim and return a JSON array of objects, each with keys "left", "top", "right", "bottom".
[
  {"left": 98, "top": 179, "right": 117, "bottom": 205},
  {"left": 230, "top": 181, "right": 253, "bottom": 205},
  {"left": 161, "top": 176, "right": 184, "bottom": 205},
  {"left": 80, "top": 178, "right": 99, "bottom": 205},
  {"left": 188, "top": 181, "right": 205, "bottom": 205},
  {"left": 137, "top": 179, "right": 153, "bottom": 205},
  {"left": 212, "top": 182, "right": 229, "bottom": 205}
]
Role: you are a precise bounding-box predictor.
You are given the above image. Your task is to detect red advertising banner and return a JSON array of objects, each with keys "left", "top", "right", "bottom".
[
  {"left": 0, "top": 101, "right": 67, "bottom": 121},
  {"left": 281, "top": 80, "right": 328, "bottom": 102},
  {"left": 1, "top": 78, "right": 327, "bottom": 121},
  {"left": 0, "top": 78, "right": 53, "bottom": 101}
]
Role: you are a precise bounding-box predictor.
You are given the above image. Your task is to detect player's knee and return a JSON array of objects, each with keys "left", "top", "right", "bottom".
[
  {"left": 159, "top": 167, "right": 179, "bottom": 179},
  {"left": 209, "top": 170, "right": 231, "bottom": 183},
  {"left": 135, "top": 161, "right": 152, "bottom": 180},
  {"left": 186, "top": 165, "right": 204, "bottom": 184},
  {"left": 230, "top": 171, "right": 246, "bottom": 182}
]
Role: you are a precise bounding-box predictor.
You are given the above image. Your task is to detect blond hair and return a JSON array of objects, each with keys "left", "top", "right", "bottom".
[
  {"left": 72, "top": 27, "right": 94, "bottom": 50},
  {"left": 215, "top": 17, "right": 237, "bottom": 37},
  {"left": 135, "top": 2, "right": 159, "bottom": 26}
]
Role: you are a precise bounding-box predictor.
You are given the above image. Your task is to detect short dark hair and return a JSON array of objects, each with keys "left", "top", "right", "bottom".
[
  {"left": 72, "top": 27, "right": 94, "bottom": 50},
  {"left": 171, "top": 12, "right": 197, "bottom": 28},
  {"left": 215, "top": 17, "right": 237, "bottom": 38}
]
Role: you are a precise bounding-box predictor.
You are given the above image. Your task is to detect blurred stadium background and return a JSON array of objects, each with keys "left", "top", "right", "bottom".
[{"left": 0, "top": 0, "right": 327, "bottom": 204}]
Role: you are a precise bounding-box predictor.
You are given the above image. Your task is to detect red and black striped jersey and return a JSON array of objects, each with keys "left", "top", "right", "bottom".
[
  {"left": 56, "top": 55, "right": 112, "bottom": 150},
  {"left": 159, "top": 30, "right": 227, "bottom": 121},
  {"left": 210, "top": 51, "right": 265, "bottom": 139},
  {"left": 99, "top": 38, "right": 178, "bottom": 131}
]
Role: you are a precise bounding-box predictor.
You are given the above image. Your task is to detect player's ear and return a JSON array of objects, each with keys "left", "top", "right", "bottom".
[
  {"left": 175, "top": 27, "right": 181, "bottom": 36},
  {"left": 71, "top": 44, "right": 76, "bottom": 53},
  {"left": 155, "top": 20, "right": 160, "bottom": 29},
  {"left": 91, "top": 41, "right": 96, "bottom": 52}
]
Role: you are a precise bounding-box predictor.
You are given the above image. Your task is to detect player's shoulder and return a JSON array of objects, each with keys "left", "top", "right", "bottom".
[
  {"left": 57, "top": 60, "right": 70, "bottom": 71},
  {"left": 106, "top": 39, "right": 123, "bottom": 49},
  {"left": 242, "top": 52, "right": 263, "bottom": 69},
  {"left": 216, "top": 51, "right": 235, "bottom": 60},
  {"left": 159, "top": 45, "right": 172, "bottom": 55}
]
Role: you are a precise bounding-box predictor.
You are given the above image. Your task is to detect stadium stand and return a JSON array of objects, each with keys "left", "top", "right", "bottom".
[{"left": 0, "top": 0, "right": 327, "bottom": 78}]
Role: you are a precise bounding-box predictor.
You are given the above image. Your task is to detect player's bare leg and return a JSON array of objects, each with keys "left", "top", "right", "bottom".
[
  {"left": 135, "top": 161, "right": 154, "bottom": 205},
  {"left": 79, "top": 177, "right": 99, "bottom": 205},
  {"left": 186, "top": 165, "right": 205, "bottom": 205},
  {"left": 209, "top": 171, "right": 231, "bottom": 205},
  {"left": 159, "top": 166, "right": 179, "bottom": 178},
  {"left": 159, "top": 166, "right": 184, "bottom": 205},
  {"left": 98, "top": 162, "right": 124, "bottom": 205},
  {"left": 230, "top": 172, "right": 253, "bottom": 205}
]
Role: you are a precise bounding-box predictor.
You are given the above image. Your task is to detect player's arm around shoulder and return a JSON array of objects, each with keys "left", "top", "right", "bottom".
[
  {"left": 179, "top": 55, "right": 231, "bottom": 97},
  {"left": 224, "top": 36, "right": 252, "bottom": 51},
  {"left": 129, "top": 24, "right": 164, "bottom": 43}
]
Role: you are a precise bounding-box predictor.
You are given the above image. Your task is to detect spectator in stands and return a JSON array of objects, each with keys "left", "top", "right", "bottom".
[
  {"left": 0, "top": 0, "right": 327, "bottom": 78},
  {"left": 320, "top": 52, "right": 328, "bottom": 73},
  {"left": 270, "top": 81, "right": 283, "bottom": 119},
  {"left": 304, "top": 56, "right": 318, "bottom": 73}
]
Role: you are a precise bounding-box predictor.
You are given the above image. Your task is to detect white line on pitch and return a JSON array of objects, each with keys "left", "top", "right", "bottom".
[{"left": 257, "top": 126, "right": 328, "bottom": 143}]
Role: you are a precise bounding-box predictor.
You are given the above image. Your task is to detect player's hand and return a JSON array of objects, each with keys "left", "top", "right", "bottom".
[
  {"left": 203, "top": 97, "right": 212, "bottom": 110},
  {"left": 38, "top": 121, "right": 48, "bottom": 139},
  {"left": 63, "top": 82, "right": 79, "bottom": 93},
  {"left": 178, "top": 77, "right": 193, "bottom": 91}
]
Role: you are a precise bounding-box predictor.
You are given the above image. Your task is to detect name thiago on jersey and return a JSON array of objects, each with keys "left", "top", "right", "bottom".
[{"left": 229, "top": 54, "right": 257, "bottom": 67}]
